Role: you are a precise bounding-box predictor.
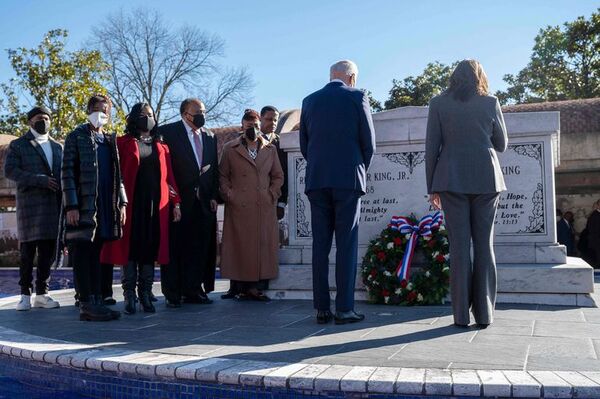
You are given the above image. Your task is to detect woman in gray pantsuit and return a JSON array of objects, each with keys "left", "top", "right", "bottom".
[{"left": 425, "top": 60, "right": 508, "bottom": 328}]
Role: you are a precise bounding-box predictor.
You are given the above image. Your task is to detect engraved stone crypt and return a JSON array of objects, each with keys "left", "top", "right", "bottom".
[{"left": 267, "top": 106, "right": 596, "bottom": 306}]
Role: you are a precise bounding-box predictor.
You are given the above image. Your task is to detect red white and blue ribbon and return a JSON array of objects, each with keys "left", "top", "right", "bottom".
[{"left": 389, "top": 212, "right": 444, "bottom": 281}]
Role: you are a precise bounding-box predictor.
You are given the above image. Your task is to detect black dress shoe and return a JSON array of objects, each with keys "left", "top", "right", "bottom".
[
  {"left": 221, "top": 291, "right": 237, "bottom": 299},
  {"left": 316, "top": 310, "right": 333, "bottom": 324},
  {"left": 454, "top": 322, "right": 469, "bottom": 328},
  {"left": 198, "top": 293, "right": 214, "bottom": 304},
  {"left": 166, "top": 299, "right": 181, "bottom": 308},
  {"left": 477, "top": 323, "right": 490, "bottom": 329},
  {"left": 334, "top": 310, "right": 365, "bottom": 325}
]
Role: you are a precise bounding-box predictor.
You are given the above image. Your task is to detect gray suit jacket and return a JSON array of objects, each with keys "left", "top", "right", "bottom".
[{"left": 425, "top": 93, "right": 508, "bottom": 194}]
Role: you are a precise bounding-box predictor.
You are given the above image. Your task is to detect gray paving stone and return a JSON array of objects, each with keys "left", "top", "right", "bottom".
[
  {"left": 263, "top": 362, "right": 309, "bottom": 388},
  {"left": 424, "top": 368, "right": 452, "bottom": 396},
  {"left": 395, "top": 368, "right": 425, "bottom": 395},
  {"left": 503, "top": 370, "right": 542, "bottom": 398},
  {"left": 313, "top": 365, "right": 352, "bottom": 392},
  {"left": 288, "top": 364, "right": 331, "bottom": 390},
  {"left": 451, "top": 370, "right": 481, "bottom": 396},
  {"left": 555, "top": 371, "right": 600, "bottom": 398},
  {"left": 340, "top": 366, "right": 377, "bottom": 392},
  {"left": 529, "top": 371, "right": 573, "bottom": 398},
  {"left": 534, "top": 320, "right": 600, "bottom": 339},
  {"left": 367, "top": 367, "right": 400, "bottom": 393},
  {"left": 477, "top": 370, "right": 512, "bottom": 398}
]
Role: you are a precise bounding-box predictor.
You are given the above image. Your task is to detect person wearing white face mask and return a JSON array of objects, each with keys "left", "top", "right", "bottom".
[
  {"left": 60, "top": 94, "right": 127, "bottom": 321},
  {"left": 4, "top": 106, "right": 63, "bottom": 311}
]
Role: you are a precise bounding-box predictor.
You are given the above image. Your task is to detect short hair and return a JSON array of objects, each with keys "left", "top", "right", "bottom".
[
  {"left": 87, "top": 94, "right": 112, "bottom": 114},
  {"left": 260, "top": 105, "right": 279, "bottom": 117},
  {"left": 330, "top": 60, "right": 358, "bottom": 77},
  {"left": 180, "top": 98, "right": 203, "bottom": 115},
  {"left": 242, "top": 108, "right": 260, "bottom": 122}
]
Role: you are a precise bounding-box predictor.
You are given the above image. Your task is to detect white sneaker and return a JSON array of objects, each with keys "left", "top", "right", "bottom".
[
  {"left": 16, "top": 295, "right": 31, "bottom": 311},
  {"left": 33, "top": 294, "right": 60, "bottom": 309}
]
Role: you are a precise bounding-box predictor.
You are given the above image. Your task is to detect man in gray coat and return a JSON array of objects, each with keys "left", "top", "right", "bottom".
[{"left": 4, "top": 106, "right": 63, "bottom": 311}]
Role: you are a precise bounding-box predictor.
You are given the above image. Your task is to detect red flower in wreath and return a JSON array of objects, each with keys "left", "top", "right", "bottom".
[
  {"left": 381, "top": 289, "right": 390, "bottom": 297},
  {"left": 407, "top": 291, "right": 417, "bottom": 302},
  {"left": 393, "top": 237, "right": 403, "bottom": 247},
  {"left": 400, "top": 279, "right": 408, "bottom": 288},
  {"left": 427, "top": 239, "right": 437, "bottom": 248},
  {"left": 436, "top": 254, "right": 446, "bottom": 263},
  {"left": 377, "top": 251, "right": 386, "bottom": 261},
  {"left": 370, "top": 269, "right": 377, "bottom": 277}
]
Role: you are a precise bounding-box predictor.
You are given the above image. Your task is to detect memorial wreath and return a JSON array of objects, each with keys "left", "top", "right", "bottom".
[{"left": 361, "top": 211, "right": 450, "bottom": 305}]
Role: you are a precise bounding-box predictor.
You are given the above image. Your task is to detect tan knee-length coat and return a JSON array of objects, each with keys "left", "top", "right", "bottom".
[{"left": 219, "top": 136, "right": 284, "bottom": 281}]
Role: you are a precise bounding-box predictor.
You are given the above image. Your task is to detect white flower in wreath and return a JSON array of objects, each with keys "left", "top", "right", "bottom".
[
  {"left": 422, "top": 235, "right": 432, "bottom": 241},
  {"left": 439, "top": 225, "right": 446, "bottom": 232},
  {"left": 367, "top": 275, "right": 373, "bottom": 281},
  {"left": 383, "top": 270, "right": 392, "bottom": 277},
  {"left": 417, "top": 293, "right": 424, "bottom": 302},
  {"left": 444, "top": 254, "right": 450, "bottom": 261},
  {"left": 405, "top": 233, "right": 412, "bottom": 240},
  {"left": 386, "top": 242, "right": 394, "bottom": 250},
  {"left": 442, "top": 266, "right": 450, "bottom": 273},
  {"left": 406, "top": 282, "right": 413, "bottom": 291},
  {"left": 395, "top": 287, "right": 403, "bottom": 295},
  {"left": 441, "top": 237, "right": 448, "bottom": 245},
  {"left": 425, "top": 271, "right": 431, "bottom": 278},
  {"left": 373, "top": 280, "right": 379, "bottom": 285},
  {"left": 384, "top": 296, "right": 390, "bottom": 304},
  {"left": 432, "top": 251, "right": 440, "bottom": 258}
]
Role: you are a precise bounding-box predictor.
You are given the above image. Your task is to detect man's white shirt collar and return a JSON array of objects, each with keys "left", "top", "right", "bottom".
[{"left": 330, "top": 79, "right": 346, "bottom": 86}]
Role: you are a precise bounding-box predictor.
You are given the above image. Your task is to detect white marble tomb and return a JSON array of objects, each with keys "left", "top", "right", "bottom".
[{"left": 267, "top": 106, "right": 595, "bottom": 306}]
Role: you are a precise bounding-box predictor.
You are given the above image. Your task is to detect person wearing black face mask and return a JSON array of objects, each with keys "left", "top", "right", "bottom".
[
  {"left": 101, "top": 103, "right": 182, "bottom": 314},
  {"left": 158, "top": 98, "right": 219, "bottom": 308},
  {"left": 219, "top": 109, "right": 284, "bottom": 302},
  {"left": 4, "top": 106, "right": 63, "bottom": 311}
]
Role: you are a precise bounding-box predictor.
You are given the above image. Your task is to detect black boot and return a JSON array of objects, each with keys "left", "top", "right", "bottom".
[
  {"left": 79, "top": 297, "right": 112, "bottom": 322},
  {"left": 93, "top": 295, "right": 121, "bottom": 320},
  {"left": 123, "top": 290, "right": 137, "bottom": 315},
  {"left": 139, "top": 264, "right": 155, "bottom": 313}
]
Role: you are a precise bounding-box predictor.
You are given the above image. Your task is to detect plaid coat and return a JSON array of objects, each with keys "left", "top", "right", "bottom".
[{"left": 4, "top": 130, "right": 63, "bottom": 243}]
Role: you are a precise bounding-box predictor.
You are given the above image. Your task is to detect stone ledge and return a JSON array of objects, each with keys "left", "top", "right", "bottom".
[{"left": 0, "top": 326, "right": 599, "bottom": 397}]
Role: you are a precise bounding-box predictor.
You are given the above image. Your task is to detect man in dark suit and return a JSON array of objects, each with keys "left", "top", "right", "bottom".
[
  {"left": 300, "top": 60, "right": 376, "bottom": 325},
  {"left": 556, "top": 209, "right": 575, "bottom": 256},
  {"left": 159, "top": 98, "right": 219, "bottom": 307},
  {"left": 4, "top": 106, "right": 63, "bottom": 311},
  {"left": 586, "top": 200, "right": 600, "bottom": 268},
  {"left": 260, "top": 105, "right": 288, "bottom": 220}
]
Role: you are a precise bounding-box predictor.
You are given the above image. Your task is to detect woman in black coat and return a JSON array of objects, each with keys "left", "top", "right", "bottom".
[{"left": 61, "top": 94, "right": 127, "bottom": 321}]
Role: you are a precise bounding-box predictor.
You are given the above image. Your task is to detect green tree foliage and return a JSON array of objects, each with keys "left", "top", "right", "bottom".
[
  {"left": 497, "top": 8, "right": 600, "bottom": 104},
  {"left": 363, "top": 89, "right": 383, "bottom": 112},
  {"left": 383, "top": 61, "right": 458, "bottom": 109},
  {"left": 0, "top": 29, "right": 112, "bottom": 138}
]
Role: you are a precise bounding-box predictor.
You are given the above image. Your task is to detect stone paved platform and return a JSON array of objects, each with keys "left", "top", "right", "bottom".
[{"left": 0, "top": 277, "right": 599, "bottom": 397}]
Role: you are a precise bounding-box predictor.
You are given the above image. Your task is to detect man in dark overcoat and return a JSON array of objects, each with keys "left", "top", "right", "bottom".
[{"left": 4, "top": 106, "right": 63, "bottom": 311}]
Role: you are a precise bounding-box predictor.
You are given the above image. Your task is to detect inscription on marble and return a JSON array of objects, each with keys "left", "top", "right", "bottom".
[{"left": 292, "top": 141, "right": 546, "bottom": 243}]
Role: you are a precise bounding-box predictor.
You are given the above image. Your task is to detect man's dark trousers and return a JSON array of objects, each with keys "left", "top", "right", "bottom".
[
  {"left": 308, "top": 188, "right": 361, "bottom": 313},
  {"left": 19, "top": 239, "right": 55, "bottom": 295}
]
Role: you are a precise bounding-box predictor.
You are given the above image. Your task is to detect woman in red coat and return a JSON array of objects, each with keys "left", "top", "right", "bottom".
[{"left": 101, "top": 103, "right": 181, "bottom": 314}]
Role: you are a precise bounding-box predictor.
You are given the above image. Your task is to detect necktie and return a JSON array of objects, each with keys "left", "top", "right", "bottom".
[{"left": 193, "top": 130, "right": 203, "bottom": 168}]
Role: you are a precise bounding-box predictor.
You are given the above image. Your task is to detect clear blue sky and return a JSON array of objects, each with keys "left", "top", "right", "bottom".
[{"left": 0, "top": 0, "right": 598, "bottom": 118}]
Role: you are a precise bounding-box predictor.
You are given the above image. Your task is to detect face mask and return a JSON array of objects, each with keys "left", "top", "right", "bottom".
[
  {"left": 33, "top": 120, "right": 50, "bottom": 135},
  {"left": 245, "top": 126, "right": 259, "bottom": 141},
  {"left": 88, "top": 111, "right": 109, "bottom": 129},
  {"left": 192, "top": 113, "right": 205, "bottom": 129},
  {"left": 136, "top": 115, "right": 156, "bottom": 132}
]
